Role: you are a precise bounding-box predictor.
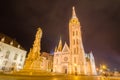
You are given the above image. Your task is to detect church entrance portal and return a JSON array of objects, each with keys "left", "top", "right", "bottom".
[
  {"left": 75, "top": 66, "right": 77, "bottom": 75},
  {"left": 63, "top": 66, "right": 67, "bottom": 74}
]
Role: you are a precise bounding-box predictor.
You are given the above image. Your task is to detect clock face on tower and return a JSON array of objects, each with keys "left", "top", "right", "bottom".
[
  {"left": 70, "top": 18, "right": 78, "bottom": 24},
  {"left": 64, "top": 57, "right": 68, "bottom": 61}
]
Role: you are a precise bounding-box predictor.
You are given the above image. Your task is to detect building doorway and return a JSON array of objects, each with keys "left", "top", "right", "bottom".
[
  {"left": 63, "top": 66, "right": 67, "bottom": 74},
  {"left": 65, "top": 68, "right": 67, "bottom": 73},
  {"left": 75, "top": 66, "right": 77, "bottom": 75}
]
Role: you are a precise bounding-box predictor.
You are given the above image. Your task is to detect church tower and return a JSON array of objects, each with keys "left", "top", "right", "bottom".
[
  {"left": 53, "top": 6, "right": 96, "bottom": 75},
  {"left": 69, "top": 7, "right": 86, "bottom": 74}
]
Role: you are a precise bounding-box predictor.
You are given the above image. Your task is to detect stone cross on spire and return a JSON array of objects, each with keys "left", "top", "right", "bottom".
[{"left": 72, "top": 6, "right": 77, "bottom": 18}]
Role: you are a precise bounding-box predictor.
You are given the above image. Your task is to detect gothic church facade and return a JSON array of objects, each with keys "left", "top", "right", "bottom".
[{"left": 53, "top": 7, "right": 97, "bottom": 75}]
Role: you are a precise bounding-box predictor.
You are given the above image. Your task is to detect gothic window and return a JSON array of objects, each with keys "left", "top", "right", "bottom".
[
  {"left": 77, "top": 39, "right": 79, "bottom": 45},
  {"left": 76, "top": 31, "right": 78, "bottom": 36},
  {"left": 73, "top": 39, "right": 75, "bottom": 45},
  {"left": 73, "top": 31, "right": 75, "bottom": 36},
  {"left": 74, "top": 57, "right": 76, "bottom": 63},
  {"left": 14, "top": 54, "right": 18, "bottom": 60},
  {"left": 74, "top": 48, "right": 76, "bottom": 54},
  {"left": 76, "top": 46, "right": 78, "bottom": 54},
  {"left": 5, "top": 51, "right": 10, "bottom": 59}
]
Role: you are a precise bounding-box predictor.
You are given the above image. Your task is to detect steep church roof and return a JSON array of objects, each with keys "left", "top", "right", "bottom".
[{"left": 62, "top": 42, "right": 70, "bottom": 52}]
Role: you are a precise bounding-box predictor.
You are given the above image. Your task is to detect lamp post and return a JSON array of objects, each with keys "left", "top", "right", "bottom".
[{"left": 99, "top": 64, "right": 108, "bottom": 76}]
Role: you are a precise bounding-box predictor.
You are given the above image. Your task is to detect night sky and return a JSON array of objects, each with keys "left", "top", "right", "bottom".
[{"left": 0, "top": 0, "right": 120, "bottom": 70}]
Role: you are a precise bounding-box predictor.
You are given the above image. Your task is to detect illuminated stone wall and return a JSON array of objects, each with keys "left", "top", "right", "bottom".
[{"left": 41, "top": 52, "right": 53, "bottom": 72}]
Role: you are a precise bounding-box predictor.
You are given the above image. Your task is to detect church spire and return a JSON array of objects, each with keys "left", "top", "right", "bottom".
[
  {"left": 72, "top": 6, "right": 77, "bottom": 18},
  {"left": 57, "top": 37, "right": 62, "bottom": 51}
]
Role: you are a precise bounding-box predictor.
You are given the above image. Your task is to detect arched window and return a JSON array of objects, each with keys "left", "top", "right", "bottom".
[
  {"left": 76, "top": 31, "right": 78, "bottom": 36},
  {"left": 74, "top": 48, "right": 76, "bottom": 54},
  {"left": 77, "top": 39, "right": 79, "bottom": 45},
  {"left": 76, "top": 46, "right": 79, "bottom": 54},
  {"left": 73, "top": 39, "right": 75, "bottom": 45},
  {"left": 74, "top": 57, "right": 76, "bottom": 63},
  {"left": 73, "top": 31, "right": 75, "bottom": 36}
]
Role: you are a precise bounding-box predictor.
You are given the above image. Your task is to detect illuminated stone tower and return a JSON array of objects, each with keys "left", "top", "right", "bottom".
[
  {"left": 24, "top": 28, "right": 43, "bottom": 70},
  {"left": 69, "top": 7, "right": 86, "bottom": 74}
]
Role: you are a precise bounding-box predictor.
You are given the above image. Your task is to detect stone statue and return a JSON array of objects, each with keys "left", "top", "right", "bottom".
[{"left": 24, "top": 27, "right": 43, "bottom": 70}]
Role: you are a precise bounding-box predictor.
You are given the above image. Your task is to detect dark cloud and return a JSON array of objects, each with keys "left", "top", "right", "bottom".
[{"left": 0, "top": 0, "right": 120, "bottom": 70}]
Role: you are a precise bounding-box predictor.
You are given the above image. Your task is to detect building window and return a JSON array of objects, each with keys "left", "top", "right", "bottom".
[
  {"left": 14, "top": 54, "right": 18, "bottom": 60},
  {"left": 77, "top": 39, "right": 79, "bottom": 45},
  {"left": 5, "top": 51, "right": 10, "bottom": 59},
  {"left": 12, "top": 62, "right": 16, "bottom": 66},
  {"left": 76, "top": 31, "right": 78, "bottom": 36},
  {"left": 74, "top": 57, "right": 76, "bottom": 63},
  {"left": 73, "top": 39, "right": 75, "bottom": 45},
  {"left": 74, "top": 48, "right": 76, "bottom": 54},
  {"left": 20, "top": 55, "right": 23, "bottom": 61},
  {"left": 3, "top": 61, "right": 8, "bottom": 65},
  {"left": 76, "top": 46, "right": 78, "bottom": 54},
  {"left": 73, "top": 31, "right": 75, "bottom": 36},
  {"left": 19, "top": 63, "right": 21, "bottom": 66},
  {"left": 0, "top": 48, "right": 1, "bottom": 52}
]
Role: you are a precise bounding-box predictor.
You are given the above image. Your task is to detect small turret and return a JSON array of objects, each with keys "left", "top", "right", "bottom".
[
  {"left": 54, "top": 46, "right": 58, "bottom": 52},
  {"left": 57, "top": 37, "right": 62, "bottom": 51}
]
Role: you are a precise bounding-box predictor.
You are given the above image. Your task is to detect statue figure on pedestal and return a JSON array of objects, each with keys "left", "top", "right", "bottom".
[{"left": 24, "top": 28, "right": 43, "bottom": 70}]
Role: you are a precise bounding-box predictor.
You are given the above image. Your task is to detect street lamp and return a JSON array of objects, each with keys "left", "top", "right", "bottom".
[
  {"left": 99, "top": 64, "right": 108, "bottom": 76},
  {"left": 102, "top": 65, "right": 107, "bottom": 70}
]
